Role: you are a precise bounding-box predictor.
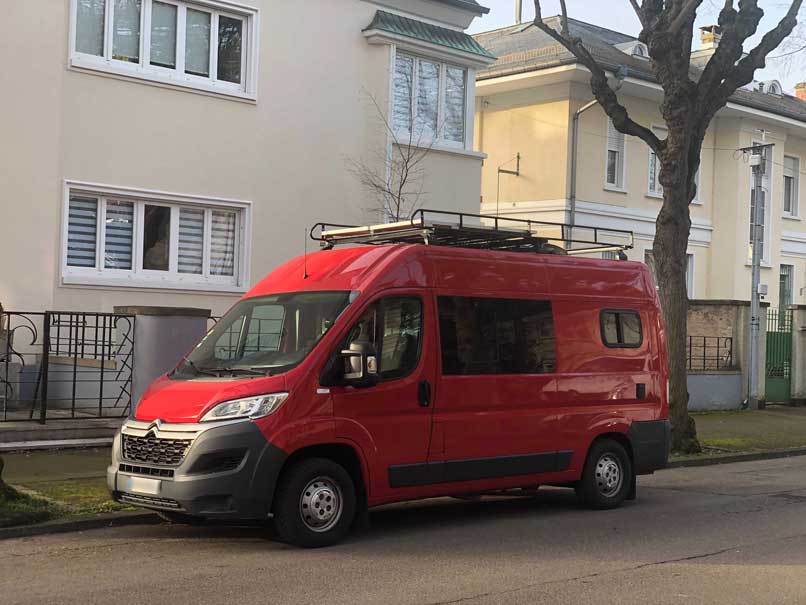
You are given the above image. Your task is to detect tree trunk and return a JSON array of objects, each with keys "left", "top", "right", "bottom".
[
  {"left": 655, "top": 154, "right": 701, "bottom": 454},
  {"left": 0, "top": 455, "right": 19, "bottom": 500}
]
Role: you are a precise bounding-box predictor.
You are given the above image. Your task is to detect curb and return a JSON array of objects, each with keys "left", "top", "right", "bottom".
[
  {"left": 667, "top": 447, "right": 806, "bottom": 468},
  {"left": 0, "top": 510, "right": 160, "bottom": 541}
]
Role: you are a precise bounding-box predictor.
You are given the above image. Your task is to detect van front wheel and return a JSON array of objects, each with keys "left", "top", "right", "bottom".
[
  {"left": 576, "top": 439, "right": 632, "bottom": 509},
  {"left": 273, "top": 458, "right": 356, "bottom": 548}
]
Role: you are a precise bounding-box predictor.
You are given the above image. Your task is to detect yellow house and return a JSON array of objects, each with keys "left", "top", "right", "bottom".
[{"left": 474, "top": 17, "right": 806, "bottom": 310}]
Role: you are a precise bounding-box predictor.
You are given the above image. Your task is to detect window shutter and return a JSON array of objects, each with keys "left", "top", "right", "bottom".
[
  {"left": 210, "top": 210, "right": 237, "bottom": 276},
  {"left": 444, "top": 67, "right": 467, "bottom": 144},
  {"left": 393, "top": 54, "right": 414, "bottom": 133},
  {"left": 607, "top": 119, "right": 625, "bottom": 187},
  {"left": 67, "top": 196, "right": 98, "bottom": 267},
  {"left": 178, "top": 208, "right": 205, "bottom": 274},
  {"left": 104, "top": 201, "right": 134, "bottom": 269}
]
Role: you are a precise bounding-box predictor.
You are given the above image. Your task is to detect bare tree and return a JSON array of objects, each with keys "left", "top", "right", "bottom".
[
  {"left": 533, "top": 0, "right": 802, "bottom": 452},
  {"left": 347, "top": 88, "right": 437, "bottom": 222}
]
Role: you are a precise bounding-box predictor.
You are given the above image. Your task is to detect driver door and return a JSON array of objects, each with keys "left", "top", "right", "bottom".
[{"left": 330, "top": 291, "right": 436, "bottom": 500}]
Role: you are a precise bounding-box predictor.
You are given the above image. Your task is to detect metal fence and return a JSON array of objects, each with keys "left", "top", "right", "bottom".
[
  {"left": 1, "top": 311, "right": 135, "bottom": 422},
  {"left": 687, "top": 335, "right": 734, "bottom": 371}
]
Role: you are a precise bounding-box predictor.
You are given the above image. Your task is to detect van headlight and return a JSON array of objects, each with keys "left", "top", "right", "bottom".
[{"left": 200, "top": 393, "right": 289, "bottom": 422}]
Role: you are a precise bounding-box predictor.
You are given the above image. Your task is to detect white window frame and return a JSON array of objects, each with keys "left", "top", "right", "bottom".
[
  {"left": 68, "top": 0, "right": 259, "bottom": 101},
  {"left": 61, "top": 180, "right": 251, "bottom": 293},
  {"left": 605, "top": 118, "right": 627, "bottom": 191},
  {"left": 390, "top": 48, "right": 475, "bottom": 152},
  {"left": 780, "top": 263, "right": 795, "bottom": 311},
  {"left": 783, "top": 154, "right": 800, "bottom": 219}
]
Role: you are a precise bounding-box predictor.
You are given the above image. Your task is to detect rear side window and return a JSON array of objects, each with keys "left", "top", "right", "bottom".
[
  {"left": 601, "top": 310, "right": 642, "bottom": 348},
  {"left": 438, "top": 297, "right": 556, "bottom": 375}
]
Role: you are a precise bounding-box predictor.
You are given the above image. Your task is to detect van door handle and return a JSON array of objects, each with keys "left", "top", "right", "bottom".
[{"left": 418, "top": 380, "right": 431, "bottom": 407}]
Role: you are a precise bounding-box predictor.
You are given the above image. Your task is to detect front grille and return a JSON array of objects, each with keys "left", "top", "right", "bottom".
[
  {"left": 119, "top": 493, "right": 182, "bottom": 509},
  {"left": 122, "top": 433, "right": 191, "bottom": 466},
  {"left": 119, "top": 463, "right": 175, "bottom": 478}
]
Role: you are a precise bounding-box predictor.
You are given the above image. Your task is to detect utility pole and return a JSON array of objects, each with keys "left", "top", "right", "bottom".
[{"left": 746, "top": 141, "right": 772, "bottom": 410}]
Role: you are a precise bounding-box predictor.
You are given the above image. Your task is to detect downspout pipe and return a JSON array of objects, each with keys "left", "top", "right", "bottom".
[{"left": 569, "top": 99, "right": 599, "bottom": 242}]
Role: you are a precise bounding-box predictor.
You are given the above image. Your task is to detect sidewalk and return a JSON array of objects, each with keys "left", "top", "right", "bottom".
[
  {"left": 692, "top": 405, "right": 806, "bottom": 453},
  {"left": 1, "top": 448, "right": 131, "bottom": 528}
]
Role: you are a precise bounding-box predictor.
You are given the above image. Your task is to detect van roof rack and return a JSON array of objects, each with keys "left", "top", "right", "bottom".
[{"left": 311, "top": 209, "right": 634, "bottom": 257}]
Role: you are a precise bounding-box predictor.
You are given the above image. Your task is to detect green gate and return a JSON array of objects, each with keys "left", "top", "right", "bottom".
[{"left": 766, "top": 308, "right": 793, "bottom": 403}]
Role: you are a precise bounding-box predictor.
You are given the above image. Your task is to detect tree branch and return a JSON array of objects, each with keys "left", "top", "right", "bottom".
[
  {"left": 533, "top": 0, "right": 664, "bottom": 153},
  {"left": 668, "top": 0, "right": 705, "bottom": 36}
]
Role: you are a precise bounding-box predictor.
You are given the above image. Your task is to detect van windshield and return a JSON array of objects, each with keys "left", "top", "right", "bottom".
[{"left": 173, "top": 291, "right": 353, "bottom": 379}]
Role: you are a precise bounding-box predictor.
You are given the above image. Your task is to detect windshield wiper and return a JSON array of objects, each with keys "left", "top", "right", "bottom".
[
  {"left": 204, "top": 366, "right": 268, "bottom": 377},
  {"left": 171, "top": 355, "right": 219, "bottom": 378}
]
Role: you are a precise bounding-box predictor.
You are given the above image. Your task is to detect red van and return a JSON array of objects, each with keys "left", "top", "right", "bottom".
[{"left": 108, "top": 211, "right": 670, "bottom": 547}]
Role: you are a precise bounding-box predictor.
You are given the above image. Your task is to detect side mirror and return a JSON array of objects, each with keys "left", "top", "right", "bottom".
[{"left": 340, "top": 341, "right": 379, "bottom": 388}]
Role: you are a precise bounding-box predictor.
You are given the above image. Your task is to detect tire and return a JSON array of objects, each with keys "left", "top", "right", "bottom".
[
  {"left": 575, "top": 439, "right": 633, "bottom": 510},
  {"left": 273, "top": 458, "right": 356, "bottom": 548},
  {"left": 157, "top": 511, "right": 206, "bottom": 525}
]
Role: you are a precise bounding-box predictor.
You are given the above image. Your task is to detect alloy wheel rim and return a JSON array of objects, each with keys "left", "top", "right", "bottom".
[
  {"left": 299, "top": 476, "right": 343, "bottom": 533},
  {"left": 595, "top": 453, "right": 623, "bottom": 498}
]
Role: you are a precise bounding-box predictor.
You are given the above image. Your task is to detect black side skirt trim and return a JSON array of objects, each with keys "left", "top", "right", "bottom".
[{"left": 389, "top": 450, "right": 573, "bottom": 488}]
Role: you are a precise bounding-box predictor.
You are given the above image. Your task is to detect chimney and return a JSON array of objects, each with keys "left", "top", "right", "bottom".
[
  {"left": 515, "top": 0, "right": 523, "bottom": 24},
  {"left": 796, "top": 83, "right": 806, "bottom": 101},
  {"left": 699, "top": 25, "right": 723, "bottom": 50}
]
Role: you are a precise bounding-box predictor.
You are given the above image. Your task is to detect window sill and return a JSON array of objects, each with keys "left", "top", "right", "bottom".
[
  {"left": 69, "top": 54, "right": 257, "bottom": 103},
  {"left": 783, "top": 214, "right": 802, "bottom": 221},
  {"left": 603, "top": 185, "right": 628, "bottom": 194},
  {"left": 646, "top": 191, "right": 663, "bottom": 200},
  {"left": 744, "top": 262, "right": 773, "bottom": 269},
  {"left": 61, "top": 273, "right": 247, "bottom": 294},
  {"left": 392, "top": 139, "right": 486, "bottom": 160}
]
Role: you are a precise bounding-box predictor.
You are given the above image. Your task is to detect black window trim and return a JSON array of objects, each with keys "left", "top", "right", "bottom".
[
  {"left": 332, "top": 293, "right": 425, "bottom": 384},
  {"left": 437, "top": 294, "right": 557, "bottom": 376},
  {"left": 600, "top": 308, "right": 643, "bottom": 349}
]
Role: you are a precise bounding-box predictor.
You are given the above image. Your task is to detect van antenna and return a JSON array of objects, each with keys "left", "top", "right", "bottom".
[{"left": 303, "top": 227, "right": 309, "bottom": 279}]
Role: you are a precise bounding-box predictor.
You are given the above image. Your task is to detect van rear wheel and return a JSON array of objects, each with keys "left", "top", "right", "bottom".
[
  {"left": 273, "top": 458, "right": 356, "bottom": 548},
  {"left": 576, "top": 439, "right": 632, "bottom": 509}
]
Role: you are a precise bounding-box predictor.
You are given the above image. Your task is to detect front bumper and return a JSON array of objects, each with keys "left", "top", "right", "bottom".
[{"left": 108, "top": 418, "right": 287, "bottom": 520}]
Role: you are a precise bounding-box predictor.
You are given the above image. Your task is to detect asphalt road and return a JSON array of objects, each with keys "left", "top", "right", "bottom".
[{"left": 2, "top": 456, "right": 806, "bottom": 605}]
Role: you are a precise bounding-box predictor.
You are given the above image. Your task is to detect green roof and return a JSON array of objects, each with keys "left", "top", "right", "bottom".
[{"left": 365, "top": 11, "right": 496, "bottom": 60}]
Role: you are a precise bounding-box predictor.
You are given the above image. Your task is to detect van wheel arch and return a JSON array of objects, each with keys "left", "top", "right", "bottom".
[
  {"left": 586, "top": 432, "right": 634, "bottom": 467},
  {"left": 274, "top": 443, "right": 368, "bottom": 516}
]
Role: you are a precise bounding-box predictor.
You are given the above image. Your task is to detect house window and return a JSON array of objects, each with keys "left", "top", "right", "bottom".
[
  {"left": 71, "top": 0, "right": 256, "bottom": 98},
  {"left": 648, "top": 125, "right": 701, "bottom": 202},
  {"left": 644, "top": 250, "right": 694, "bottom": 297},
  {"left": 749, "top": 145, "right": 772, "bottom": 261},
  {"left": 784, "top": 155, "right": 799, "bottom": 216},
  {"left": 605, "top": 118, "right": 626, "bottom": 189},
  {"left": 780, "top": 264, "right": 794, "bottom": 313},
  {"left": 438, "top": 297, "right": 556, "bottom": 375},
  {"left": 392, "top": 52, "right": 469, "bottom": 148},
  {"left": 648, "top": 126, "right": 666, "bottom": 196},
  {"left": 63, "top": 184, "right": 249, "bottom": 291}
]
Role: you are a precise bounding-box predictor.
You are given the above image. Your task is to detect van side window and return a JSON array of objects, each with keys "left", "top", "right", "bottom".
[
  {"left": 601, "top": 310, "right": 642, "bottom": 348},
  {"left": 346, "top": 297, "right": 423, "bottom": 380},
  {"left": 438, "top": 297, "right": 556, "bottom": 375}
]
